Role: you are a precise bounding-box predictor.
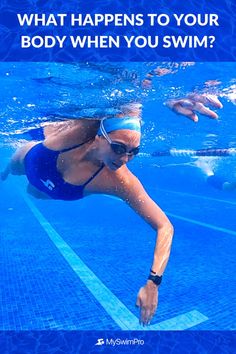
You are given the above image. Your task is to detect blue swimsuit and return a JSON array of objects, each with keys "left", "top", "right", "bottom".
[{"left": 24, "top": 141, "right": 104, "bottom": 201}]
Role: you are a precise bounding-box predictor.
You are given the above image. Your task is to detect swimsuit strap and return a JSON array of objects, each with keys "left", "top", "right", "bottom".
[
  {"left": 59, "top": 138, "right": 94, "bottom": 153},
  {"left": 82, "top": 163, "right": 105, "bottom": 188},
  {"left": 57, "top": 137, "right": 104, "bottom": 188}
]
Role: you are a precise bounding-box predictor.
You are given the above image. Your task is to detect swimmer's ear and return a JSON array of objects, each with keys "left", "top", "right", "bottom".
[{"left": 95, "top": 135, "right": 105, "bottom": 143}]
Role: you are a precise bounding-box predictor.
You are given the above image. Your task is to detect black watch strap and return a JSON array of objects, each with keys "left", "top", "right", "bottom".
[{"left": 148, "top": 274, "right": 162, "bottom": 286}]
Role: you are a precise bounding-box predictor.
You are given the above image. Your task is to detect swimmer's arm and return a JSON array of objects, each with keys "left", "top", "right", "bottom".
[
  {"left": 115, "top": 170, "right": 174, "bottom": 325},
  {"left": 141, "top": 65, "right": 223, "bottom": 122},
  {"left": 117, "top": 172, "right": 174, "bottom": 275}
]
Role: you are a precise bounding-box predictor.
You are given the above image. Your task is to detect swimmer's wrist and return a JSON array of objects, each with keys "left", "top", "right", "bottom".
[
  {"left": 148, "top": 269, "right": 162, "bottom": 286},
  {"left": 146, "top": 279, "right": 160, "bottom": 289}
]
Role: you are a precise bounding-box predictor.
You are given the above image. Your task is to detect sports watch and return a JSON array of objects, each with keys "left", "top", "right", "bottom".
[{"left": 148, "top": 269, "right": 162, "bottom": 286}]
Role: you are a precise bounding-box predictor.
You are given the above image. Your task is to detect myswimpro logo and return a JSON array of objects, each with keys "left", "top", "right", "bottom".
[
  {"left": 95, "top": 338, "right": 144, "bottom": 347},
  {"left": 95, "top": 338, "right": 105, "bottom": 346}
]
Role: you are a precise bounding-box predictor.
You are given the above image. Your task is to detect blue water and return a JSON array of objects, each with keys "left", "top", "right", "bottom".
[{"left": 0, "top": 62, "right": 236, "bottom": 330}]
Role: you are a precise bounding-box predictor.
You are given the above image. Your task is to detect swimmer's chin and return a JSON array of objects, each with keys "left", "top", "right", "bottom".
[{"left": 108, "top": 162, "right": 123, "bottom": 170}]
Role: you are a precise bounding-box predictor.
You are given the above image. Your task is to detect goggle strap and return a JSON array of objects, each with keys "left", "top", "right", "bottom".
[{"left": 100, "top": 119, "right": 111, "bottom": 142}]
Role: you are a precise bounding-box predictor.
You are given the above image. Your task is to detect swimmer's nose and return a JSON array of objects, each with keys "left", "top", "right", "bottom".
[{"left": 120, "top": 154, "right": 131, "bottom": 164}]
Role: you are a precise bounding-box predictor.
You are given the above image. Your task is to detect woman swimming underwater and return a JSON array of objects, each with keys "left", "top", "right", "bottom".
[
  {"left": 1, "top": 93, "right": 223, "bottom": 325},
  {"left": 2, "top": 115, "right": 174, "bottom": 326}
]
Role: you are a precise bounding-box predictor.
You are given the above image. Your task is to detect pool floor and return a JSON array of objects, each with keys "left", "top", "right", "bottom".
[{"left": 0, "top": 176, "right": 235, "bottom": 330}]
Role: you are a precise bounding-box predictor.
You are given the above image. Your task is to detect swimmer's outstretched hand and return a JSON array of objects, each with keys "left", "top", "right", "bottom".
[
  {"left": 136, "top": 281, "right": 158, "bottom": 326},
  {"left": 166, "top": 94, "right": 223, "bottom": 122}
]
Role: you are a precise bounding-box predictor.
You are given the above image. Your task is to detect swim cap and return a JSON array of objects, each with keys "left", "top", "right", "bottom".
[{"left": 97, "top": 117, "right": 141, "bottom": 136}]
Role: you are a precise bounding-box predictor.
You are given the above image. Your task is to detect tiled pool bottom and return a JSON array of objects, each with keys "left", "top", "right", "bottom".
[
  {"left": 0, "top": 180, "right": 236, "bottom": 330},
  {"left": 0, "top": 193, "right": 119, "bottom": 330}
]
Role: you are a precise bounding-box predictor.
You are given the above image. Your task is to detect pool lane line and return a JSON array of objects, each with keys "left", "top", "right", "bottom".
[
  {"left": 166, "top": 212, "right": 236, "bottom": 236},
  {"left": 155, "top": 188, "right": 236, "bottom": 206},
  {"left": 104, "top": 192, "right": 236, "bottom": 236},
  {"left": 150, "top": 310, "right": 208, "bottom": 330},
  {"left": 21, "top": 192, "right": 208, "bottom": 330}
]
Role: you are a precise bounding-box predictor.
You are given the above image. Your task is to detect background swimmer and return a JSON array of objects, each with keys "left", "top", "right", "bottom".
[{"left": 195, "top": 158, "right": 236, "bottom": 191}]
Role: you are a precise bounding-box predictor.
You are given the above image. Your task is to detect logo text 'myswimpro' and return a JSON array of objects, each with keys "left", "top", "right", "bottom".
[{"left": 106, "top": 338, "right": 144, "bottom": 346}]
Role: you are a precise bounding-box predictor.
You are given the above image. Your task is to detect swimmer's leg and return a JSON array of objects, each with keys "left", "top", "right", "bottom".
[
  {"left": 206, "top": 175, "right": 236, "bottom": 191},
  {"left": 1, "top": 141, "right": 38, "bottom": 180},
  {"left": 0, "top": 164, "right": 11, "bottom": 181},
  {"left": 222, "top": 181, "right": 236, "bottom": 191}
]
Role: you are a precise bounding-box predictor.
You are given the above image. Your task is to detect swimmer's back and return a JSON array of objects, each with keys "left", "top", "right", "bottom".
[
  {"left": 9, "top": 119, "right": 100, "bottom": 174},
  {"left": 43, "top": 118, "right": 100, "bottom": 151}
]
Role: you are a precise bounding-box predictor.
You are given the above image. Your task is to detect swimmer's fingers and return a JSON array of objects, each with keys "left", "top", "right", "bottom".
[
  {"left": 192, "top": 102, "right": 218, "bottom": 119},
  {"left": 166, "top": 100, "right": 199, "bottom": 122},
  {"left": 136, "top": 287, "right": 150, "bottom": 326},
  {"left": 203, "top": 94, "right": 223, "bottom": 109},
  {"left": 166, "top": 94, "right": 222, "bottom": 121},
  {"left": 136, "top": 284, "right": 158, "bottom": 326},
  {"left": 190, "top": 94, "right": 222, "bottom": 119},
  {"left": 189, "top": 94, "right": 223, "bottom": 109},
  {"left": 140, "top": 307, "right": 155, "bottom": 326}
]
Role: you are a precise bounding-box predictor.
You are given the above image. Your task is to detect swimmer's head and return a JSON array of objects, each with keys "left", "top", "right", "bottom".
[
  {"left": 97, "top": 117, "right": 141, "bottom": 136},
  {"left": 96, "top": 117, "right": 141, "bottom": 171}
]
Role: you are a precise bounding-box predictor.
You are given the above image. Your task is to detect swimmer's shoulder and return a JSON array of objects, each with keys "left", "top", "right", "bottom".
[
  {"left": 58, "top": 118, "right": 100, "bottom": 137},
  {"left": 97, "top": 165, "right": 142, "bottom": 197}
]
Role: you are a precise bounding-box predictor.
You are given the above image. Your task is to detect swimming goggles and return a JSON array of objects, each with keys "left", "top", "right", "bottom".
[{"left": 100, "top": 119, "right": 140, "bottom": 156}]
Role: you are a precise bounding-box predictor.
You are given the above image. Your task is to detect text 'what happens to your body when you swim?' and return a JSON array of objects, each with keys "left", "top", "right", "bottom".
[
  {"left": 20, "top": 35, "right": 216, "bottom": 49},
  {"left": 18, "top": 13, "right": 219, "bottom": 49}
]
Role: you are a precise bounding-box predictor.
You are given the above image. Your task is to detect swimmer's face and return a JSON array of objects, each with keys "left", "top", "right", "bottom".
[{"left": 100, "top": 130, "right": 141, "bottom": 170}]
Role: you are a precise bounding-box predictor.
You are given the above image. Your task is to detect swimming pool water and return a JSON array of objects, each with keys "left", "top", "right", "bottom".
[{"left": 0, "top": 62, "right": 236, "bottom": 330}]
